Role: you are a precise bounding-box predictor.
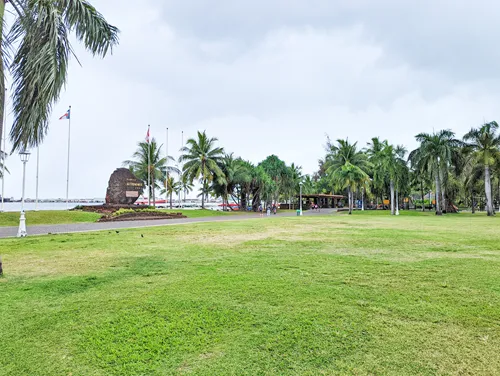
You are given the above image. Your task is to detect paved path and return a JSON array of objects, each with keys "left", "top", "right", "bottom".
[{"left": 0, "top": 209, "right": 336, "bottom": 238}]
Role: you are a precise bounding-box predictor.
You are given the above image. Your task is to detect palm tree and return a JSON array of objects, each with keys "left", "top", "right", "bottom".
[
  {"left": 409, "top": 130, "right": 462, "bottom": 215},
  {"left": 180, "top": 174, "right": 194, "bottom": 201},
  {"left": 331, "top": 162, "right": 371, "bottom": 214},
  {"left": 366, "top": 137, "right": 388, "bottom": 208},
  {"left": 160, "top": 175, "right": 176, "bottom": 209},
  {"left": 463, "top": 122, "right": 500, "bottom": 216},
  {"left": 179, "top": 131, "right": 224, "bottom": 209},
  {"left": 1, "top": 0, "right": 119, "bottom": 151},
  {"left": 123, "top": 137, "right": 178, "bottom": 206},
  {"left": 0, "top": 151, "right": 8, "bottom": 178},
  {"left": 325, "top": 139, "right": 371, "bottom": 214}
]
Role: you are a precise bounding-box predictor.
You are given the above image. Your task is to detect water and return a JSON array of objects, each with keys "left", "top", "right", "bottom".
[{"left": 0, "top": 202, "right": 103, "bottom": 212}]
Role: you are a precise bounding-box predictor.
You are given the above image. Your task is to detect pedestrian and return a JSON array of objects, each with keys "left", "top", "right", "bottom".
[
  {"left": 266, "top": 205, "right": 271, "bottom": 216},
  {"left": 259, "top": 204, "right": 263, "bottom": 217},
  {"left": 273, "top": 204, "right": 277, "bottom": 215}
]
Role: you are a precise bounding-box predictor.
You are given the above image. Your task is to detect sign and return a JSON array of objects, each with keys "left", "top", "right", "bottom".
[{"left": 126, "top": 191, "right": 139, "bottom": 198}]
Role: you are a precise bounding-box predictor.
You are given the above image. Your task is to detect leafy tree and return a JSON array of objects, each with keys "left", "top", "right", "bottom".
[
  {"left": 1, "top": 0, "right": 119, "bottom": 151},
  {"left": 180, "top": 174, "right": 194, "bottom": 201},
  {"left": 325, "top": 139, "right": 371, "bottom": 214},
  {"left": 463, "top": 122, "right": 500, "bottom": 216},
  {"left": 258, "top": 155, "right": 288, "bottom": 204},
  {"left": 160, "top": 175, "right": 176, "bottom": 209},
  {"left": 123, "top": 138, "right": 177, "bottom": 206},
  {"left": 179, "top": 131, "right": 224, "bottom": 209},
  {"left": 409, "top": 130, "right": 462, "bottom": 215}
]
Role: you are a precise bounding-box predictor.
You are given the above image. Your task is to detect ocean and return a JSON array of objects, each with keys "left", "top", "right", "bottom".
[{"left": 0, "top": 202, "right": 102, "bottom": 212}]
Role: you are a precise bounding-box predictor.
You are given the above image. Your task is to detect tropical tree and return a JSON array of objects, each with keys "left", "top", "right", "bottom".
[
  {"left": 463, "top": 121, "right": 500, "bottom": 216},
  {"left": 161, "top": 175, "right": 176, "bottom": 209},
  {"left": 366, "top": 137, "right": 388, "bottom": 207},
  {"left": 325, "top": 139, "right": 371, "bottom": 214},
  {"left": 180, "top": 174, "right": 194, "bottom": 201},
  {"left": 1, "top": 0, "right": 119, "bottom": 151},
  {"left": 283, "top": 163, "right": 302, "bottom": 209},
  {"left": 123, "top": 137, "right": 178, "bottom": 206},
  {"left": 409, "top": 130, "right": 462, "bottom": 215},
  {"left": 259, "top": 155, "right": 288, "bottom": 205},
  {"left": 179, "top": 131, "right": 224, "bottom": 209},
  {"left": 0, "top": 151, "right": 8, "bottom": 178}
]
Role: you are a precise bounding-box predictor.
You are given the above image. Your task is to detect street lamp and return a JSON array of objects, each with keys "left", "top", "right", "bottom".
[
  {"left": 17, "top": 150, "right": 30, "bottom": 238},
  {"left": 299, "top": 181, "right": 303, "bottom": 216}
]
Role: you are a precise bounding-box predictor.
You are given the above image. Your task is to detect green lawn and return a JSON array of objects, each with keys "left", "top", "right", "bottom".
[
  {"left": 0, "top": 212, "right": 499, "bottom": 375},
  {"left": 0, "top": 209, "right": 231, "bottom": 227}
]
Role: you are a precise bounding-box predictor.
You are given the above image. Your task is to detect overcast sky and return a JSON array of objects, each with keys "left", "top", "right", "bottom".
[{"left": 2, "top": 0, "right": 500, "bottom": 200}]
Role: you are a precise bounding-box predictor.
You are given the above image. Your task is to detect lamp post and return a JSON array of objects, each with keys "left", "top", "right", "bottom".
[
  {"left": 17, "top": 150, "right": 31, "bottom": 238},
  {"left": 299, "top": 182, "right": 303, "bottom": 216}
]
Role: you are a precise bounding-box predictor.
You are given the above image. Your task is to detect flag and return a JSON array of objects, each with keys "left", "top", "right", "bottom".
[
  {"left": 146, "top": 126, "right": 150, "bottom": 143},
  {"left": 59, "top": 108, "right": 71, "bottom": 120}
]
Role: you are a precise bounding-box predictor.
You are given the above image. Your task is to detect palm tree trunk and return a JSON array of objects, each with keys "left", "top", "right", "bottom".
[
  {"left": 471, "top": 187, "right": 475, "bottom": 214},
  {"left": 348, "top": 187, "right": 352, "bottom": 215},
  {"left": 485, "top": 165, "right": 494, "bottom": 216},
  {"left": 498, "top": 179, "right": 500, "bottom": 213},
  {"left": 201, "top": 178, "right": 206, "bottom": 209},
  {"left": 169, "top": 192, "right": 173, "bottom": 209},
  {"left": 361, "top": 188, "right": 364, "bottom": 211},
  {"left": 390, "top": 180, "right": 395, "bottom": 215},
  {"left": 395, "top": 189, "right": 400, "bottom": 215},
  {"left": 435, "top": 171, "right": 442, "bottom": 215},
  {"left": 152, "top": 175, "right": 156, "bottom": 207},
  {"left": 420, "top": 180, "right": 425, "bottom": 212}
]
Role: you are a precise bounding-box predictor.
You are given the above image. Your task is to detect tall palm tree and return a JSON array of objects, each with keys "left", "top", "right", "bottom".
[
  {"left": 161, "top": 175, "right": 176, "bottom": 209},
  {"left": 0, "top": 151, "right": 8, "bottom": 178},
  {"left": 179, "top": 131, "right": 224, "bottom": 209},
  {"left": 325, "top": 139, "right": 371, "bottom": 214},
  {"left": 286, "top": 163, "right": 302, "bottom": 209},
  {"left": 463, "top": 121, "right": 500, "bottom": 216},
  {"left": 366, "top": 137, "right": 388, "bottom": 207},
  {"left": 409, "top": 130, "right": 462, "bottom": 215},
  {"left": 180, "top": 174, "right": 194, "bottom": 201},
  {"left": 123, "top": 137, "right": 178, "bottom": 206},
  {"left": 0, "top": 0, "right": 119, "bottom": 151}
]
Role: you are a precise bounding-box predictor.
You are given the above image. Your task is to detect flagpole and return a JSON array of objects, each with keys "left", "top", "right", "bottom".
[
  {"left": 147, "top": 125, "right": 151, "bottom": 207},
  {"left": 180, "top": 131, "right": 184, "bottom": 208},
  {"left": 1, "top": 88, "right": 7, "bottom": 212},
  {"left": 65, "top": 106, "right": 71, "bottom": 210},
  {"left": 35, "top": 146, "right": 40, "bottom": 211}
]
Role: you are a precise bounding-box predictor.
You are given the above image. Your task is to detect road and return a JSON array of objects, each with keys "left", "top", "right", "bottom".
[{"left": 0, "top": 209, "right": 336, "bottom": 239}]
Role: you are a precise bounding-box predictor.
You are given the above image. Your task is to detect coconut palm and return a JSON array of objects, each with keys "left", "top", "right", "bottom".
[
  {"left": 180, "top": 174, "right": 194, "bottom": 201},
  {"left": 286, "top": 163, "right": 303, "bottom": 209},
  {"left": 325, "top": 139, "right": 371, "bottom": 214},
  {"left": 123, "top": 137, "right": 178, "bottom": 206},
  {"left": 366, "top": 137, "right": 388, "bottom": 207},
  {"left": 0, "top": 151, "right": 8, "bottom": 178},
  {"left": 409, "top": 130, "right": 462, "bottom": 215},
  {"left": 463, "top": 121, "right": 500, "bottom": 216},
  {"left": 179, "top": 131, "right": 224, "bottom": 209},
  {"left": 161, "top": 175, "right": 176, "bottom": 209},
  {"left": 1, "top": 0, "right": 119, "bottom": 151}
]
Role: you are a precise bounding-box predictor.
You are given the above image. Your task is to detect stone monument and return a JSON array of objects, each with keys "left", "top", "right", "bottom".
[{"left": 105, "top": 168, "right": 144, "bottom": 205}]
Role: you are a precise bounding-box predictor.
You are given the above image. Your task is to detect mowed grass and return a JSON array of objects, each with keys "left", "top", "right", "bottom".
[
  {"left": 0, "top": 209, "right": 231, "bottom": 227},
  {"left": 0, "top": 212, "right": 499, "bottom": 375}
]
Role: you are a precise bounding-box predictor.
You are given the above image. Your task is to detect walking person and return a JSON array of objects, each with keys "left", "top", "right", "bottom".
[
  {"left": 266, "top": 205, "right": 271, "bottom": 217},
  {"left": 259, "top": 204, "right": 263, "bottom": 217}
]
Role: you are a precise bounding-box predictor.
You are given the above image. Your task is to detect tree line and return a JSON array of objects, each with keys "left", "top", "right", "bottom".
[
  {"left": 317, "top": 122, "right": 500, "bottom": 216},
  {"left": 124, "top": 122, "right": 500, "bottom": 216},
  {"left": 123, "top": 131, "right": 307, "bottom": 210}
]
